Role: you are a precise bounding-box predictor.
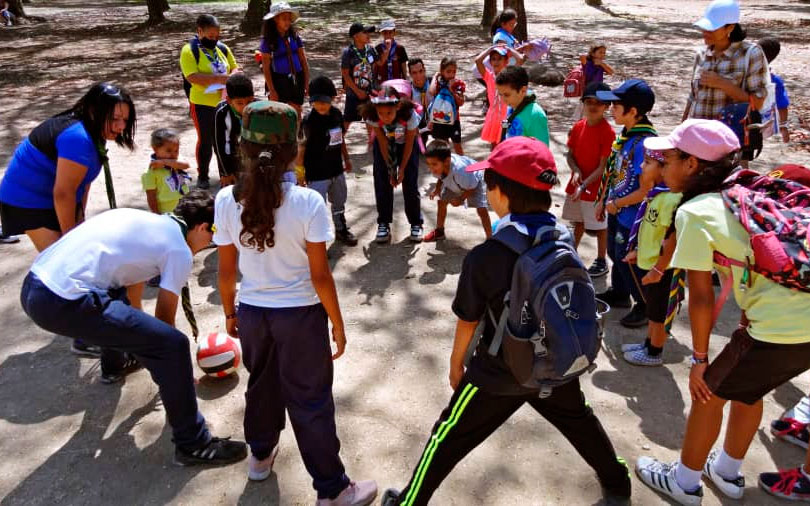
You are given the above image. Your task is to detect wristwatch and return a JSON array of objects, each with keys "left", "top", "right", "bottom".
[{"left": 690, "top": 355, "right": 708, "bottom": 365}]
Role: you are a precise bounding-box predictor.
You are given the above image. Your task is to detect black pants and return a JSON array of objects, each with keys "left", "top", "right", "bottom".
[
  {"left": 190, "top": 103, "right": 217, "bottom": 181},
  {"left": 607, "top": 214, "right": 647, "bottom": 308},
  {"left": 372, "top": 140, "right": 422, "bottom": 226},
  {"left": 392, "top": 377, "right": 631, "bottom": 506}
]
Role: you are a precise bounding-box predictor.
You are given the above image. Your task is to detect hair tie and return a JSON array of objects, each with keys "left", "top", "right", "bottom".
[{"left": 645, "top": 149, "right": 665, "bottom": 163}]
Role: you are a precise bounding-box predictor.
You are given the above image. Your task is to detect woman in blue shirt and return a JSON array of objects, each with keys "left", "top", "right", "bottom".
[{"left": 260, "top": 2, "right": 310, "bottom": 115}]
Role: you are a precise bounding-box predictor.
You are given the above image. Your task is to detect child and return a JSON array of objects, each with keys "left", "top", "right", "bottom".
[
  {"left": 620, "top": 149, "right": 682, "bottom": 367},
  {"left": 1, "top": 1, "right": 15, "bottom": 26},
  {"left": 362, "top": 85, "right": 423, "bottom": 243},
  {"left": 490, "top": 8, "right": 528, "bottom": 66},
  {"left": 427, "top": 57, "right": 466, "bottom": 155},
  {"left": 423, "top": 140, "right": 491, "bottom": 242},
  {"left": 759, "top": 37, "right": 791, "bottom": 143},
  {"left": 635, "top": 119, "right": 810, "bottom": 505},
  {"left": 408, "top": 58, "right": 433, "bottom": 146},
  {"left": 260, "top": 2, "right": 309, "bottom": 115},
  {"left": 562, "top": 82, "right": 616, "bottom": 277},
  {"left": 495, "top": 65, "right": 549, "bottom": 144},
  {"left": 142, "top": 128, "right": 191, "bottom": 215},
  {"left": 374, "top": 19, "right": 409, "bottom": 82},
  {"left": 580, "top": 42, "right": 614, "bottom": 87},
  {"left": 380, "top": 136, "right": 631, "bottom": 506},
  {"left": 475, "top": 45, "right": 525, "bottom": 149},
  {"left": 214, "top": 100, "right": 377, "bottom": 504},
  {"left": 341, "top": 22, "right": 378, "bottom": 144},
  {"left": 594, "top": 79, "right": 657, "bottom": 329},
  {"left": 214, "top": 73, "right": 256, "bottom": 187},
  {"left": 298, "top": 76, "right": 357, "bottom": 246}
]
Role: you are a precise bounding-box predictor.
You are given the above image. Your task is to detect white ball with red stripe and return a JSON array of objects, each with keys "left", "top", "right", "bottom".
[{"left": 196, "top": 332, "right": 242, "bottom": 378}]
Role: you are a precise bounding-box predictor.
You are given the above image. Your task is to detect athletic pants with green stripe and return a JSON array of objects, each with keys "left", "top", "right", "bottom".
[{"left": 393, "top": 377, "right": 631, "bottom": 505}]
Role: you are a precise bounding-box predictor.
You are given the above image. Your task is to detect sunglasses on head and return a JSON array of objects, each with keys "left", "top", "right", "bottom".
[{"left": 101, "top": 83, "right": 122, "bottom": 98}]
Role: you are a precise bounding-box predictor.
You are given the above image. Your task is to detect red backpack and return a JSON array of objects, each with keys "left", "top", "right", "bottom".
[{"left": 563, "top": 65, "right": 584, "bottom": 98}]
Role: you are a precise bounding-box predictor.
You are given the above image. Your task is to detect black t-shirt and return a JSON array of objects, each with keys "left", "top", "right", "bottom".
[
  {"left": 452, "top": 238, "right": 540, "bottom": 395},
  {"left": 373, "top": 42, "right": 408, "bottom": 82},
  {"left": 302, "top": 106, "right": 345, "bottom": 182}
]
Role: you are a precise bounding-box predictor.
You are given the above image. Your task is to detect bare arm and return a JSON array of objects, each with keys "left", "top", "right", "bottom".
[
  {"left": 307, "top": 241, "right": 346, "bottom": 359},
  {"left": 565, "top": 151, "right": 582, "bottom": 178},
  {"left": 154, "top": 289, "right": 179, "bottom": 327},
  {"left": 217, "top": 244, "right": 239, "bottom": 336},
  {"left": 397, "top": 128, "right": 417, "bottom": 181},
  {"left": 599, "top": 61, "right": 615, "bottom": 75},
  {"left": 298, "top": 48, "right": 310, "bottom": 94},
  {"left": 341, "top": 67, "right": 367, "bottom": 99},
  {"left": 185, "top": 72, "right": 228, "bottom": 86},
  {"left": 53, "top": 158, "right": 89, "bottom": 234},
  {"left": 686, "top": 269, "right": 715, "bottom": 403},
  {"left": 449, "top": 319, "right": 478, "bottom": 390},
  {"left": 474, "top": 47, "right": 493, "bottom": 77},
  {"left": 146, "top": 190, "right": 160, "bottom": 214},
  {"left": 582, "top": 156, "right": 608, "bottom": 187}
]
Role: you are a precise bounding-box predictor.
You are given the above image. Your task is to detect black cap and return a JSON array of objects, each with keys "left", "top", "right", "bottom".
[
  {"left": 595, "top": 79, "right": 656, "bottom": 114},
  {"left": 348, "top": 22, "right": 376, "bottom": 37},
  {"left": 581, "top": 81, "right": 611, "bottom": 102},
  {"left": 309, "top": 75, "right": 337, "bottom": 103}
]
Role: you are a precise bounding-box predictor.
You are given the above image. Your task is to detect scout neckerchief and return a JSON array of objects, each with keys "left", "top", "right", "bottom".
[
  {"left": 413, "top": 79, "right": 429, "bottom": 110},
  {"left": 199, "top": 38, "right": 227, "bottom": 76},
  {"left": 281, "top": 33, "right": 298, "bottom": 85},
  {"left": 385, "top": 40, "right": 398, "bottom": 80},
  {"left": 500, "top": 92, "right": 536, "bottom": 141},
  {"left": 381, "top": 120, "right": 402, "bottom": 180},
  {"left": 595, "top": 120, "right": 657, "bottom": 206},
  {"left": 96, "top": 140, "right": 116, "bottom": 209},
  {"left": 151, "top": 154, "right": 191, "bottom": 196},
  {"left": 168, "top": 213, "right": 199, "bottom": 340}
]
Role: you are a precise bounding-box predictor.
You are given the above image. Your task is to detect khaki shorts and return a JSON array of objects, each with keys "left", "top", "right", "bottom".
[{"left": 562, "top": 195, "right": 606, "bottom": 231}]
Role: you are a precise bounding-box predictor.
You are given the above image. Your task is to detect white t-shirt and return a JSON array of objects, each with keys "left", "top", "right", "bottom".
[
  {"left": 31, "top": 209, "right": 192, "bottom": 299},
  {"left": 441, "top": 154, "right": 483, "bottom": 194},
  {"left": 213, "top": 184, "right": 334, "bottom": 308}
]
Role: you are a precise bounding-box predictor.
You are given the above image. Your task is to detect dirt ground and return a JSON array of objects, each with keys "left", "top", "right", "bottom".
[{"left": 2, "top": 0, "right": 810, "bottom": 504}]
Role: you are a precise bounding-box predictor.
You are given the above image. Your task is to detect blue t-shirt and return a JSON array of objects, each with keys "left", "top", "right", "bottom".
[
  {"left": 608, "top": 136, "right": 646, "bottom": 228},
  {"left": 260, "top": 33, "right": 304, "bottom": 75},
  {"left": 0, "top": 118, "right": 102, "bottom": 209},
  {"left": 771, "top": 73, "right": 790, "bottom": 110}
]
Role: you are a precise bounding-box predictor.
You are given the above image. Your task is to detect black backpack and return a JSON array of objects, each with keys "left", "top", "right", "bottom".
[{"left": 182, "top": 37, "right": 228, "bottom": 99}]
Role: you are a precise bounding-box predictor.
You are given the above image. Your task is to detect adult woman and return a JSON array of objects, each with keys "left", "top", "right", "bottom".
[
  {"left": 260, "top": 2, "right": 309, "bottom": 116},
  {"left": 180, "top": 14, "right": 240, "bottom": 189},
  {"left": 683, "top": 0, "right": 769, "bottom": 161}
]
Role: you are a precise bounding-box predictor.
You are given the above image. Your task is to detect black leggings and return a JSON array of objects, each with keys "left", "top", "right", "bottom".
[{"left": 190, "top": 103, "right": 217, "bottom": 181}]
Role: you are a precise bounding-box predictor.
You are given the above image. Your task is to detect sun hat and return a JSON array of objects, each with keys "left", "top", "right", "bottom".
[
  {"left": 694, "top": 0, "right": 740, "bottom": 32},
  {"left": 349, "top": 22, "right": 376, "bottom": 37},
  {"left": 643, "top": 119, "right": 740, "bottom": 161},
  {"left": 241, "top": 100, "right": 298, "bottom": 145},
  {"left": 595, "top": 79, "right": 655, "bottom": 115},
  {"left": 379, "top": 19, "right": 396, "bottom": 32},
  {"left": 263, "top": 2, "right": 299, "bottom": 22},
  {"left": 466, "top": 137, "right": 558, "bottom": 191}
]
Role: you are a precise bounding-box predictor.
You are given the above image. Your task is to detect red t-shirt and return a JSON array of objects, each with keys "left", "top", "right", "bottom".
[{"left": 565, "top": 118, "right": 616, "bottom": 202}]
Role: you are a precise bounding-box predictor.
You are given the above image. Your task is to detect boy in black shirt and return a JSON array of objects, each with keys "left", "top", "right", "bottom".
[
  {"left": 381, "top": 137, "right": 631, "bottom": 506},
  {"left": 341, "top": 22, "right": 378, "bottom": 147},
  {"left": 213, "top": 73, "right": 256, "bottom": 186},
  {"left": 297, "top": 76, "right": 357, "bottom": 246}
]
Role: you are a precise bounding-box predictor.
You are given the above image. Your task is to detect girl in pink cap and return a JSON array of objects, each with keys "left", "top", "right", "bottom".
[{"left": 635, "top": 119, "right": 810, "bottom": 504}]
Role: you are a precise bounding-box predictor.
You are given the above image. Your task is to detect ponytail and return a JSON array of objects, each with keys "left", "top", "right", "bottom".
[{"left": 490, "top": 8, "right": 517, "bottom": 37}]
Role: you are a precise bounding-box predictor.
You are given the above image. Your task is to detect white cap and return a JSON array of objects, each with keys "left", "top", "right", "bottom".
[
  {"left": 379, "top": 19, "right": 396, "bottom": 32},
  {"left": 694, "top": 0, "right": 740, "bottom": 31}
]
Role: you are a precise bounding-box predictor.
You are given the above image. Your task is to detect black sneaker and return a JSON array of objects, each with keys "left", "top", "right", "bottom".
[
  {"left": 0, "top": 227, "right": 19, "bottom": 244},
  {"left": 771, "top": 418, "right": 810, "bottom": 449},
  {"left": 587, "top": 258, "right": 609, "bottom": 278},
  {"left": 759, "top": 467, "right": 810, "bottom": 501},
  {"left": 197, "top": 178, "right": 210, "bottom": 190},
  {"left": 598, "top": 289, "right": 632, "bottom": 309},
  {"left": 174, "top": 437, "right": 248, "bottom": 467},
  {"left": 147, "top": 275, "right": 161, "bottom": 287},
  {"left": 620, "top": 304, "right": 649, "bottom": 329},
  {"left": 380, "top": 488, "right": 401, "bottom": 506},
  {"left": 100, "top": 356, "right": 142, "bottom": 384},
  {"left": 71, "top": 340, "right": 102, "bottom": 358},
  {"left": 336, "top": 228, "right": 358, "bottom": 246}
]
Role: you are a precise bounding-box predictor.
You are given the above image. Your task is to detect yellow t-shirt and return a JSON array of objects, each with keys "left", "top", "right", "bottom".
[
  {"left": 637, "top": 191, "right": 682, "bottom": 270},
  {"left": 179, "top": 42, "right": 238, "bottom": 107},
  {"left": 671, "top": 193, "right": 810, "bottom": 344},
  {"left": 141, "top": 167, "right": 190, "bottom": 214}
]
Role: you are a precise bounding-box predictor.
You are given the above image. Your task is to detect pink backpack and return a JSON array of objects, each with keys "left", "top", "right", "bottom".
[{"left": 563, "top": 65, "right": 584, "bottom": 98}]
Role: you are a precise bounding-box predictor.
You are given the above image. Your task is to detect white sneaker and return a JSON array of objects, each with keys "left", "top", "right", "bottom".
[
  {"left": 315, "top": 480, "right": 377, "bottom": 506},
  {"left": 621, "top": 342, "right": 646, "bottom": 353},
  {"left": 703, "top": 449, "right": 745, "bottom": 499},
  {"left": 636, "top": 456, "right": 703, "bottom": 505},
  {"left": 248, "top": 444, "right": 279, "bottom": 481}
]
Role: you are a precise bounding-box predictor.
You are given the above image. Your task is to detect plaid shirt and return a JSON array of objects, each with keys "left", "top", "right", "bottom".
[{"left": 687, "top": 41, "right": 769, "bottom": 120}]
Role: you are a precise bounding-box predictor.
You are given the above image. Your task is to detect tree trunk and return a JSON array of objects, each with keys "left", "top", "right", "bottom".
[
  {"left": 241, "top": 0, "right": 270, "bottom": 35},
  {"left": 481, "top": 0, "right": 496, "bottom": 29},
  {"left": 503, "top": 0, "right": 527, "bottom": 41},
  {"left": 7, "top": 0, "right": 26, "bottom": 18},
  {"left": 585, "top": 0, "right": 603, "bottom": 6},
  {"left": 145, "top": 0, "right": 169, "bottom": 24}
]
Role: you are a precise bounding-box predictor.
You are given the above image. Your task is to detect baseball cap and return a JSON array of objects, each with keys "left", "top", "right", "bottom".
[
  {"left": 768, "top": 164, "right": 810, "bottom": 187},
  {"left": 581, "top": 81, "right": 611, "bottom": 102},
  {"left": 308, "top": 75, "right": 337, "bottom": 103},
  {"left": 349, "top": 22, "right": 376, "bottom": 37},
  {"left": 596, "top": 79, "right": 655, "bottom": 114},
  {"left": 694, "top": 0, "right": 740, "bottom": 32},
  {"left": 241, "top": 100, "right": 298, "bottom": 145},
  {"left": 643, "top": 119, "right": 740, "bottom": 162},
  {"left": 490, "top": 46, "right": 508, "bottom": 57},
  {"left": 379, "top": 19, "right": 396, "bottom": 32},
  {"left": 466, "top": 137, "right": 558, "bottom": 191},
  {"left": 263, "top": 2, "right": 299, "bottom": 22}
]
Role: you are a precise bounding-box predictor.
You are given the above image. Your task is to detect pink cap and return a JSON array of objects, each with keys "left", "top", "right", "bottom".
[
  {"left": 643, "top": 119, "right": 740, "bottom": 161},
  {"left": 466, "top": 137, "right": 557, "bottom": 190}
]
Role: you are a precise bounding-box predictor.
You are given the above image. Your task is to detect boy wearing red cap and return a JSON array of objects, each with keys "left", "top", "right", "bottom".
[{"left": 380, "top": 136, "right": 631, "bottom": 506}]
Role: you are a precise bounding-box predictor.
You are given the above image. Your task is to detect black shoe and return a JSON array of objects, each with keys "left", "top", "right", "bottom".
[
  {"left": 100, "top": 356, "right": 142, "bottom": 384},
  {"left": 380, "top": 488, "right": 401, "bottom": 506},
  {"left": 174, "top": 437, "right": 248, "bottom": 466},
  {"left": 587, "top": 258, "right": 609, "bottom": 278},
  {"left": 147, "top": 275, "right": 161, "bottom": 287},
  {"left": 598, "top": 289, "right": 632, "bottom": 309},
  {"left": 620, "top": 304, "right": 648, "bottom": 329},
  {"left": 197, "top": 178, "right": 210, "bottom": 190},
  {"left": 336, "top": 228, "right": 358, "bottom": 246},
  {"left": 71, "top": 340, "right": 102, "bottom": 358}
]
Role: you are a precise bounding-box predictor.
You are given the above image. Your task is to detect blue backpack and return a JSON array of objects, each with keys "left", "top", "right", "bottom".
[
  {"left": 484, "top": 223, "right": 602, "bottom": 396},
  {"left": 428, "top": 82, "right": 458, "bottom": 126}
]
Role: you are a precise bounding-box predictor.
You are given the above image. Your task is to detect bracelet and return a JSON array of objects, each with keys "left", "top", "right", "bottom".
[
  {"left": 651, "top": 266, "right": 664, "bottom": 275},
  {"left": 225, "top": 313, "right": 237, "bottom": 320},
  {"left": 690, "top": 355, "right": 709, "bottom": 365},
  {"left": 692, "top": 350, "right": 708, "bottom": 358}
]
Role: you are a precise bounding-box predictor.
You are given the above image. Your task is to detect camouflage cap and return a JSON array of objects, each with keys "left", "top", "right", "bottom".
[{"left": 241, "top": 100, "right": 298, "bottom": 145}]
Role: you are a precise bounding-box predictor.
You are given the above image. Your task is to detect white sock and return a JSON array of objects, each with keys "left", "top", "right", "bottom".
[
  {"left": 713, "top": 449, "right": 743, "bottom": 480},
  {"left": 675, "top": 461, "right": 702, "bottom": 493}
]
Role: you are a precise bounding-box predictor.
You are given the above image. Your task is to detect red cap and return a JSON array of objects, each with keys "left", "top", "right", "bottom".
[
  {"left": 466, "top": 136, "right": 558, "bottom": 190},
  {"left": 768, "top": 164, "right": 810, "bottom": 187}
]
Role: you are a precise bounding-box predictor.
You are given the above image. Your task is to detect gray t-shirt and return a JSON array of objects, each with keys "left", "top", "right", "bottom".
[{"left": 441, "top": 154, "right": 483, "bottom": 194}]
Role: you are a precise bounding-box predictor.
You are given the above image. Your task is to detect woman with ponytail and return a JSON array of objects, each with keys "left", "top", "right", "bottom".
[
  {"left": 213, "top": 101, "right": 376, "bottom": 505},
  {"left": 635, "top": 119, "right": 810, "bottom": 504}
]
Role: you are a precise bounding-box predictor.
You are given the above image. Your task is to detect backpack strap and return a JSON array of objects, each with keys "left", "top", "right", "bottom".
[
  {"left": 711, "top": 251, "right": 746, "bottom": 327},
  {"left": 487, "top": 301, "right": 510, "bottom": 356},
  {"left": 189, "top": 37, "right": 200, "bottom": 63}
]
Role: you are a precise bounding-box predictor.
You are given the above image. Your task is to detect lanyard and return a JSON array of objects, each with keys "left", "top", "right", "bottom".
[
  {"left": 386, "top": 40, "right": 398, "bottom": 80},
  {"left": 351, "top": 44, "right": 369, "bottom": 66}
]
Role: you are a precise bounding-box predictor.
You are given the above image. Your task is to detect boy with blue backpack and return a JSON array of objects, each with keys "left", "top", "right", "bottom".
[
  {"left": 427, "top": 56, "right": 466, "bottom": 155},
  {"left": 380, "top": 136, "right": 631, "bottom": 506}
]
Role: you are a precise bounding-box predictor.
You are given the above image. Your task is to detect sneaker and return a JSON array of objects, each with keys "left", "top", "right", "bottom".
[
  {"left": 70, "top": 340, "right": 102, "bottom": 358},
  {"left": 621, "top": 342, "right": 646, "bottom": 353},
  {"left": 759, "top": 467, "right": 810, "bottom": 501},
  {"left": 620, "top": 304, "right": 648, "bottom": 328},
  {"left": 336, "top": 228, "right": 358, "bottom": 246},
  {"left": 423, "top": 228, "right": 446, "bottom": 242},
  {"left": 771, "top": 418, "right": 810, "bottom": 449},
  {"left": 380, "top": 488, "right": 400, "bottom": 506},
  {"left": 409, "top": 225, "right": 423, "bottom": 243},
  {"left": 623, "top": 347, "right": 663, "bottom": 367},
  {"left": 197, "top": 177, "right": 210, "bottom": 190},
  {"left": 0, "top": 228, "right": 19, "bottom": 244},
  {"left": 598, "top": 289, "right": 632, "bottom": 309},
  {"left": 636, "top": 457, "right": 703, "bottom": 506},
  {"left": 174, "top": 436, "right": 248, "bottom": 467},
  {"left": 147, "top": 275, "right": 161, "bottom": 287},
  {"left": 316, "top": 480, "right": 378, "bottom": 506},
  {"left": 587, "top": 258, "right": 609, "bottom": 278},
  {"left": 100, "top": 356, "right": 142, "bottom": 384},
  {"left": 703, "top": 449, "right": 745, "bottom": 499},
  {"left": 248, "top": 444, "right": 279, "bottom": 481},
  {"left": 375, "top": 224, "right": 390, "bottom": 244}
]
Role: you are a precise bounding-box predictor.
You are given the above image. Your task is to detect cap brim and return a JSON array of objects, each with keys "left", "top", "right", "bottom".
[
  {"left": 693, "top": 18, "right": 720, "bottom": 31},
  {"left": 581, "top": 94, "right": 604, "bottom": 102},
  {"left": 465, "top": 160, "right": 491, "bottom": 173},
  {"left": 309, "top": 95, "right": 333, "bottom": 103},
  {"left": 595, "top": 90, "right": 620, "bottom": 102},
  {"left": 643, "top": 136, "right": 677, "bottom": 151},
  {"left": 263, "top": 9, "right": 299, "bottom": 21}
]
